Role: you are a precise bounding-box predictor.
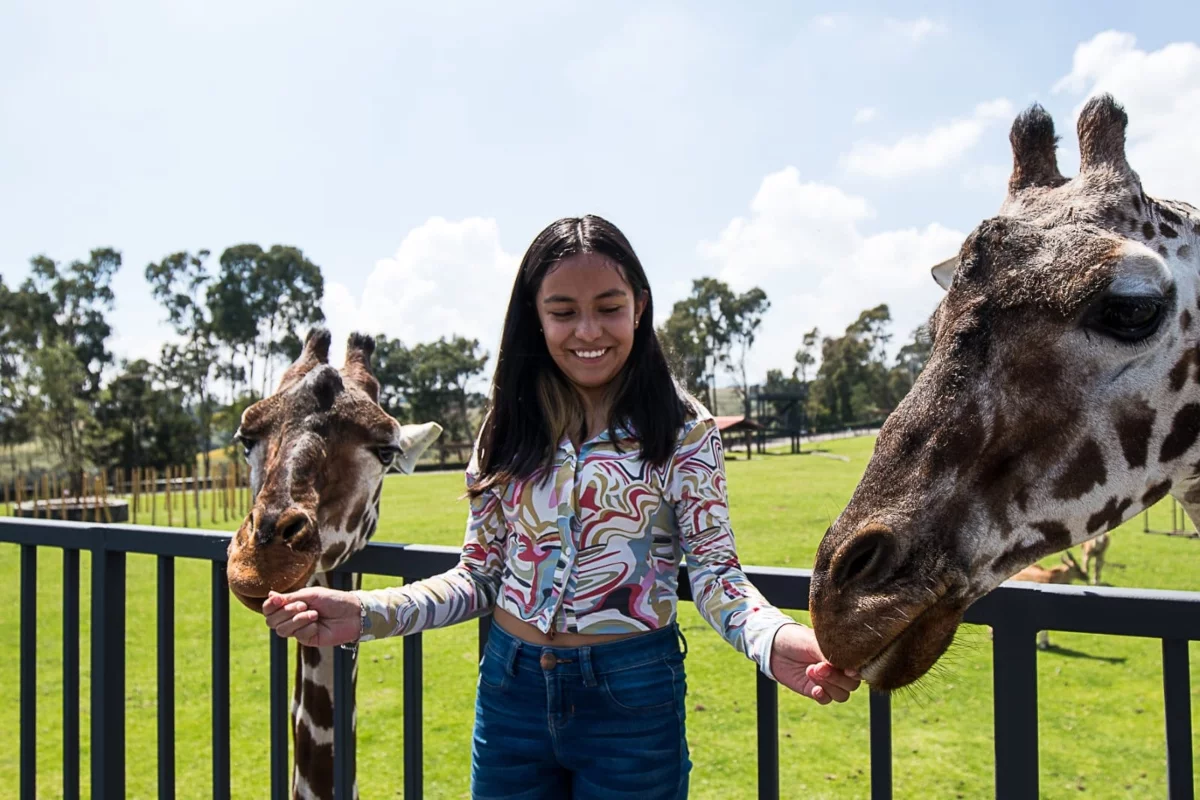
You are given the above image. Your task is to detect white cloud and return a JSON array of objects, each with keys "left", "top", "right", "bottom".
[
  {"left": 322, "top": 217, "right": 519, "bottom": 368},
  {"left": 1053, "top": 31, "right": 1200, "bottom": 201},
  {"left": 841, "top": 98, "right": 1014, "bottom": 178},
  {"left": 811, "top": 13, "right": 847, "bottom": 30},
  {"left": 853, "top": 106, "right": 878, "bottom": 124},
  {"left": 886, "top": 17, "right": 949, "bottom": 43},
  {"left": 697, "top": 167, "right": 964, "bottom": 380}
]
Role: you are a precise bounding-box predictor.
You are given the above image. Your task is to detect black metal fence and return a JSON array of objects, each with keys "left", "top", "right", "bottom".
[{"left": 4, "top": 517, "right": 1198, "bottom": 799}]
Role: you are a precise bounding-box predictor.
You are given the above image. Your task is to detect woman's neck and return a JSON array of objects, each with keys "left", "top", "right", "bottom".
[{"left": 577, "top": 386, "right": 611, "bottom": 443}]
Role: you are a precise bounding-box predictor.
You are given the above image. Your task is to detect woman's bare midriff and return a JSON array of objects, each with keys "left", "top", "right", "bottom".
[{"left": 493, "top": 607, "right": 648, "bottom": 647}]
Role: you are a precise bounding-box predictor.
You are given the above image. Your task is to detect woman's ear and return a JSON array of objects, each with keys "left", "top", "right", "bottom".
[{"left": 635, "top": 291, "right": 649, "bottom": 328}]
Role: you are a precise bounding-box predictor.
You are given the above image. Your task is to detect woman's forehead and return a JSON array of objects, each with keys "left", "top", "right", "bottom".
[{"left": 539, "top": 253, "right": 631, "bottom": 298}]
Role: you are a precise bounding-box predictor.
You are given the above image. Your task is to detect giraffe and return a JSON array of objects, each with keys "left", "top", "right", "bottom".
[
  {"left": 225, "top": 328, "right": 442, "bottom": 799},
  {"left": 809, "top": 93, "right": 1200, "bottom": 691}
]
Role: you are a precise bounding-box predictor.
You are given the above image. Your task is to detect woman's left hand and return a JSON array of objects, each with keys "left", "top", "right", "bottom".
[{"left": 770, "top": 624, "right": 861, "bottom": 704}]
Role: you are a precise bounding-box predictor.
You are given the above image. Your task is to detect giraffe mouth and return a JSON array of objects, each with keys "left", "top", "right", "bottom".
[
  {"left": 228, "top": 573, "right": 314, "bottom": 613},
  {"left": 857, "top": 597, "right": 966, "bottom": 691}
]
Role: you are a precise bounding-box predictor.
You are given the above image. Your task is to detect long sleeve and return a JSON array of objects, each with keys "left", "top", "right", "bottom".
[
  {"left": 352, "top": 468, "right": 507, "bottom": 641},
  {"left": 669, "top": 417, "right": 797, "bottom": 679}
]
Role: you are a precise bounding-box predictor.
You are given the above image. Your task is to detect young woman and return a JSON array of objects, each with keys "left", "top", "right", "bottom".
[{"left": 264, "top": 215, "right": 860, "bottom": 798}]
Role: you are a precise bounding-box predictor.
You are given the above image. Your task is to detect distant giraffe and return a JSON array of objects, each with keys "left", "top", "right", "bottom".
[
  {"left": 226, "top": 328, "right": 442, "bottom": 799},
  {"left": 809, "top": 94, "right": 1200, "bottom": 690}
]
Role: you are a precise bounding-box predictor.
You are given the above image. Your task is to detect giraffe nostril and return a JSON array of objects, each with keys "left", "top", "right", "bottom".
[
  {"left": 278, "top": 516, "right": 308, "bottom": 542},
  {"left": 832, "top": 527, "right": 897, "bottom": 591}
]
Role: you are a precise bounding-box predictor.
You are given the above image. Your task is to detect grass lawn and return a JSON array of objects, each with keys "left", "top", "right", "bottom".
[{"left": 1, "top": 435, "right": 1198, "bottom": 798}]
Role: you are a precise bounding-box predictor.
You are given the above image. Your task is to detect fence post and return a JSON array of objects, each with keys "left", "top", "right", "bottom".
[
  {"left": 91, "top": 539, "right": 127, "bottom": 798},
  {"left": 992, "top": 623, "right": 1039, "bottom": 798}
]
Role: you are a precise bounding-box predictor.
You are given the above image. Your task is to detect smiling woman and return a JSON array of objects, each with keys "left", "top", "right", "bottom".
[{"left": 262, "top": 214, "right": 860, "bottom": 800}]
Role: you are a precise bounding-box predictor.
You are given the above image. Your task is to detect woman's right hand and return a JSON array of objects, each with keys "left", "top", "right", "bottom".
[{"left": 262, "top": 587, "right": 363, "bottom": 648}]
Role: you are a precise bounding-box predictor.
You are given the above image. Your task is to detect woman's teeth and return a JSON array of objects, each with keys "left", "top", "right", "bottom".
[{"left": 573, "top": 348, "right": 608, "bottom": 360}]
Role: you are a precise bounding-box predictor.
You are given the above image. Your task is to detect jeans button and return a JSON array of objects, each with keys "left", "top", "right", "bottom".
[{"left": 540, "top": 652, "right": 557, "bottom": 671}]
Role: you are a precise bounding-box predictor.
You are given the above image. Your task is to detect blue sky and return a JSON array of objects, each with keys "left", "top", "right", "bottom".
[{"left": 4, "top": 1, "right": 1200, "bottom": 385}]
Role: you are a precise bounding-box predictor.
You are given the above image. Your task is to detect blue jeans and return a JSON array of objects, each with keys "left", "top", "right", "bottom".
[{"left": 471, "top": 620, "right": 691, "bottom": 799}]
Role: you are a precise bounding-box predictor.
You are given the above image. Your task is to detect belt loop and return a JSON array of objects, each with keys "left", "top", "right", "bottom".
[
  {"left": 579, "top": 646, "right": 597, "bottom": 687},
  {"left": 504, "top": 636, "right": 521, "bottom": 678},
  {"left": 677, "top": 625, "right": 688, "bottom": 658}
]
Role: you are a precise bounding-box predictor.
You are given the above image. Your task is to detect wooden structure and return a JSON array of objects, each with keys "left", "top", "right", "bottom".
[{"left": 714, "top": 415, "right": 765, "bottom": 460}]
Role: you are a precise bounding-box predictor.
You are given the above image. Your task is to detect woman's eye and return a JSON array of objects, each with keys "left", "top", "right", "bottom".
[
  {"left": 1089, "top": 296, "right": 1166, "bottom": 342},
  {"left": 548, "top": 310, "right": 574, "bottom": 319},
  {"left": 600, "top": 306, "right": 623, "bottom": 314},
  {"left": 376, "top": 446, "right": 400, "bottom": 467}
]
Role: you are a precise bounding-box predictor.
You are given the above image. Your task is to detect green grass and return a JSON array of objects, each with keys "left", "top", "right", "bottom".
[{"left": 2, "top": 436, "right": 1198, "bottom": 798}]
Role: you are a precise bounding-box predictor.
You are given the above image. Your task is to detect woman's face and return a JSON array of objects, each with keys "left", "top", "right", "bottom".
[{"left": 535, "top": 253, "right": 647, "bottom": 398}]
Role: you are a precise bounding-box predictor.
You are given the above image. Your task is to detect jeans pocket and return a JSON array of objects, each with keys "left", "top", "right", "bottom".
[
  {"left": 601, "top": 657, "right": 679, "bottom": 714},
  {"left": 478, "top": 648, "right": 510, "bottom": 692}
]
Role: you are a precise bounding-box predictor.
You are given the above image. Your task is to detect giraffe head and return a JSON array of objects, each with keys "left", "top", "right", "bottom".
[
  {"left": 226, "top": 328, "right": 442, "bottom": 611},
  {"left": 810, "top": 94, "right": 1200, "bottom": 691}
]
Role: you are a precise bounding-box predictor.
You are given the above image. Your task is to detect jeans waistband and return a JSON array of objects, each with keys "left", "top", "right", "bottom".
[{"left": 485, "top": 619, "right": 687, "bottom": 683}]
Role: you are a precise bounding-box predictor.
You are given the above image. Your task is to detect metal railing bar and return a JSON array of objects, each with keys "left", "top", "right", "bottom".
[
  {"left": 157, "top": 556, "right": 176, "bottom": 800},
  {"left": 91, "top": 547, "right": 126, "bottom": 799},
  {"left": 756, "top": 671, "right": 779, "bottom": 800},
  {"left": 991, "top": 625, "right": 1039, "bottom": 798},
  {"left": 269, "top": 632, "right": 290, "bottom": 800},
  {"left": 211, "top": 563, "right": 230, "bottom": 800},
  {"left": 63, "top": 548, "right": 80, "bottom": 800},
  {"left": 403, "top": 630, "right": 424, "bottom": 800},
  {"left": 869, "top": 691, "right": 892, "bottom": 800},
  {"left": 20, "top": 545, "right": 36, "bottom": 800},
  {"left": 1162, "top": 638, "right": 1194, "bottom": 800},
  {"left": 331, "top": 571, "right": 355, "bottom": 800}
]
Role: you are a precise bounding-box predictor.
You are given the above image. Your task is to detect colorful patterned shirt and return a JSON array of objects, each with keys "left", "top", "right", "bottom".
[{"left": 353, "top": 404, "right": 798, "bottom": 678}]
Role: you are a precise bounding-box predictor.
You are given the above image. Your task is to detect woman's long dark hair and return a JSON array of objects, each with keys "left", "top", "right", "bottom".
[{"left": 469, "top": 215, "right": 688, "bottom": 496}]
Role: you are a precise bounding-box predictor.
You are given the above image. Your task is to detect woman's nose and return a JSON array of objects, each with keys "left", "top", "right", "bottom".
[{"left": 575, "top": 315, "right": 602, "bottom": 341}]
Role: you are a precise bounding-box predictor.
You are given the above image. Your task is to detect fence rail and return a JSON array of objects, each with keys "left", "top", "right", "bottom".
[{"left": 3, "top": 517, "right": 1198, "bottom": 799}]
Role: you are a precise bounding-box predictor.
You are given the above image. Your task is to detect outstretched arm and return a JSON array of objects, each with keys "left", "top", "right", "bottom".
[
  {"left": 265, "top": 470, "right": 507, "bottom": 645},
  {"left": 672, "top": 417, "right": 860, "bottom": 704}
]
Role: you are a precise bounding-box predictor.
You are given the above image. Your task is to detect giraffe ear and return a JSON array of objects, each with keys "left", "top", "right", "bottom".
[
  {"left": 393, "top": 421, "right": 444, "bottom": 475},
  {"left": 931, "top": 257, "right": 957, "bottom": 292}
]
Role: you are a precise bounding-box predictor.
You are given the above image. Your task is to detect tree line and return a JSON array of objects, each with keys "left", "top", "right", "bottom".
[
  {"left": 2, "top": 246, "right": 932, "bottom": 487},
  {"left": 657, "top": 279, "right": 932, "bottom": 433},
  {"left": 0, "top": 246, "right": 490, "bottom": 486}
]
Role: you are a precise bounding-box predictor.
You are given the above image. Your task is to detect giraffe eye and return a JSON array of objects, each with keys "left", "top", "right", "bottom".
[
  {"left": 376, "top": 446, "right": 401, "bottom": 467},
  {"left": 234, "top": 431, "right": 257, "bottom": 459},
  {"left": 1089, "top": 296, "right": 1166, "bottom": 342}
]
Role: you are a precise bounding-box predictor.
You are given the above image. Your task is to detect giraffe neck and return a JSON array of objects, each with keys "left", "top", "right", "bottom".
[
  {"left": 1148, "top": 199, "right": 1200, "bottom": 525},
  {"left": 291, "top": 488, "right": 382, "bottom": 800},
  {"left": 291, "top": 571, "right": 361, "bottom": 800}
]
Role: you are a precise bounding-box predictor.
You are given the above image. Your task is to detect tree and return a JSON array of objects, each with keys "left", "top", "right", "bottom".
[
  {"left": 208, "top": 244, "right": 325, "bottom": 398},
  {"left": 794, "top": 327, "right": 819, "bottom": 383},
  {"left": 21, "top": 248, "right": 121, "bottom": 397},
  {"left": 90, "top": 359, "right": 198, "bottom": 471},
  {"left": 145, "top": 250, "right": 221, "bottom": 478},
  {"left": 370, "top": 335, "right": 489, "bottom": 443},
  {"left": 12, "top": 249, "right": 121, "bottom": 488},
  {"left": 372, "top": 335, "right": 414, "bottom": 420},
  {"left": 887, "top": 323, "right": 934, "bottom": 403},
  {"left": 0, "top": 278, "right": 36, "bottom": 470},
  {"left": 726, "top": 286, "right": 770, "bottom": 416},
  {"left": 658, "top": 307, "right": 707, "bottom": 401},
  {"left": 209, "top": 246, "right": 260, "bottom": 400},
  {"left": 27, "top": 341, "right": 96, "bottom": 488},
  {"left": 660, "top": 278, "right": 746, "bottom": 412},
  {"left": 406, "top": 337, "right": 489, "bottom": 443},
  {"left": 658, "top": 307, "right": 709, "bottom": 402}
]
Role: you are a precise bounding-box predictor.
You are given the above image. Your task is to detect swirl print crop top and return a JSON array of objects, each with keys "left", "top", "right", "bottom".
[{"left": 352, "top": 403, "right": 798, "bottom": 678}]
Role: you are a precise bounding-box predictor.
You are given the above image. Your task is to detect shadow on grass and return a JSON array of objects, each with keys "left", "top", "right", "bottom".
[{"left": 1040, "top": 644, "right": 1127, "bottom": 665}]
